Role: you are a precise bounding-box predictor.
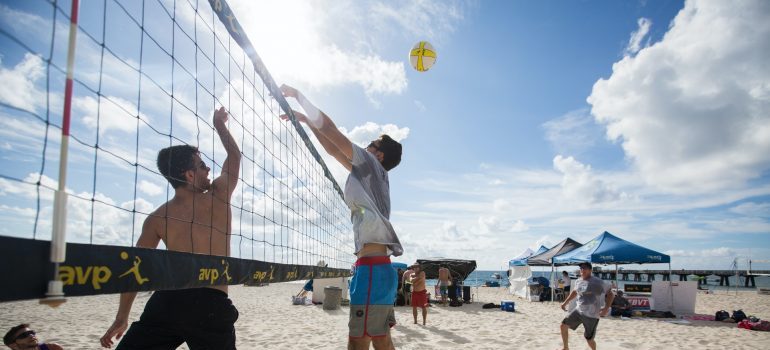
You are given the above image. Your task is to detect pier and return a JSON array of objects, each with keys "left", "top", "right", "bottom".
[{"left": 592, "top": 269, "right": 770, "bottom": 287}]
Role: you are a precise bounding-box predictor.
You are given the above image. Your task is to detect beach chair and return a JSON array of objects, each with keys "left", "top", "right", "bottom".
[{"left": 554, "top": 288, "right": 565, "bottom": 302}]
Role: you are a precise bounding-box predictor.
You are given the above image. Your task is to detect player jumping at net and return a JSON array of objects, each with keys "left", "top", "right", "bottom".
[
  {"left": 279, "top": 84, "right": 403, "bottom": 350},
  {"left": 100, "top": 107, "right": 241, "bottom": 349}
]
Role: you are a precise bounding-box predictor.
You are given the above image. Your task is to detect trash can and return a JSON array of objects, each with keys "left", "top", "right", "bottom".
[{"left": 323, "top": 286, "right": 342, "bottom": 310}]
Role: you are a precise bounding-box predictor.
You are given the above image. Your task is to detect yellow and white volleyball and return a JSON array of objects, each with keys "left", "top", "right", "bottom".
[{"left": 409, "top": 41, "right": 436, "bottom": 72}]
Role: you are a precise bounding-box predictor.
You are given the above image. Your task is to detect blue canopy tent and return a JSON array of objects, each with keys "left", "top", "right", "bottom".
[
  {"left": 552, "top": 231, "right": 669, "bottom": 265},
  {"left": 552, "top": 231, "right": 672, "bottom": 308}
]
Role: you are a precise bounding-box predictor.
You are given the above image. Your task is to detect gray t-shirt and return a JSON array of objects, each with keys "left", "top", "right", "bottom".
[
  {"left": 574, "top": 276, "right": 609, "bottom": 318},
  {"left": 344, "top": 145, "right": 403, "bottom": 256}
]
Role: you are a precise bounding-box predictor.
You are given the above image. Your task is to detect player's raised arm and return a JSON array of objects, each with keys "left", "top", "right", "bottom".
[
  {"left": 279, "top": 84, "right": 353, "bottom": 171},
  {"left": 212, "top": 107, "right": 241, "bottom": 198}
]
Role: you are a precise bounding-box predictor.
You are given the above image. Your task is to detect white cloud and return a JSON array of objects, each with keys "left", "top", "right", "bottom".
[
  {"left": 553, "top": 155, "right": 626, "bottom": 204},
  {"left": 588, "top": 0, "right": 770, "bottom": 193},
  {"left": 0, "top": 53, "right": 46, "bottom": 112},
  {"left": 75, "top": 95, "right": 149, "bottom": 135},
  {"left": 729, "top": 202, "right": 770, "bottom": 217},
  {"left": 341, "top": 122, "right": 410, "bottom": 146},
  {"left": 666, "top": 247, "right": 737, "bottom": 258},
  {"left": 369, "top": 0, "right": 465, "bottom": 43},
  {"left": 138, "top": 180, "right": 164, "bottom": 197},
  {"left": 625, "top": 18, "right": 651, "bottom": 56},
  {"left": 229, "top": 0, "right": 457, "bottom": 101},
  {"left": 542, "top": 109, "right": 602, "bottom": 155},
  {"left": 510, "top": 220, "right": 529, "bottom": 233}
]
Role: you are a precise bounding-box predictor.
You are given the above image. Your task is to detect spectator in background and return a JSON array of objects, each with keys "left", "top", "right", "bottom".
[
  {"left": 402, "top": 267, "right": 414, "bottom": 306},
  {"left": 437, "top": 266, "right": 451, "bottom": 306},
  {"left": 560, "top": 271, "right": 571, "bottom": 293},
  {"left": 410, "top": 264, "right": 429, "bottom": 325},
  {"left": 4, "top": 324, "right": 63, "bottom": 350},
  {"left": 610, "top": 291, "right": 633, "bottom": 317}
]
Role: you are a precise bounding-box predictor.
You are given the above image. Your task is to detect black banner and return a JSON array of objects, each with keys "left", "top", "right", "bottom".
[
  {"left": 0, "top": 236, "right": 349, "bottom": 302},
  {"left": 624, "top": 284, "right": 652, "bottom": 293}
]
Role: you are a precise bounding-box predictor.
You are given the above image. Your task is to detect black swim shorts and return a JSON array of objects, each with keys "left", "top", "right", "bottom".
[{"left": 117, "top": 288, "right": 239, "bottom": 350}]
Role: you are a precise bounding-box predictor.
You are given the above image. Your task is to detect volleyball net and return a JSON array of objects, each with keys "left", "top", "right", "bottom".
[{"left": 0, "top": 0, "right": 354, "bottom": 302}]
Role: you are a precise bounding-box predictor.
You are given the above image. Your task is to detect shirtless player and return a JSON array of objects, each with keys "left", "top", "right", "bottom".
[{"left": 100, "top": 107, "right": 241, "bottom": 349}]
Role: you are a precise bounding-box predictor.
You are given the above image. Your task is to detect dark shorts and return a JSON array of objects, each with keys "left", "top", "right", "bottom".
[
  {"left": 117, "top": 288, "right": 239, "bottom": 350},
  {"left": 562, "top": 310, "right": 599, "bottom": 340},
  {"left": 349, "top": 256, "right": 397, "bottom": 338}
]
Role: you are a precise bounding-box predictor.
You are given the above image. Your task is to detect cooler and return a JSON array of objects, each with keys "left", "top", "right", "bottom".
[{"left": 501, "top": 300, "right": 515, "bottom": 312}]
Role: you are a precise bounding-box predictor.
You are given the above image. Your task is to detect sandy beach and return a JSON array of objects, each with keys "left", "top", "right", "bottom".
[{"left": 2, "top": 283, "right": 769, "bottom": 349}]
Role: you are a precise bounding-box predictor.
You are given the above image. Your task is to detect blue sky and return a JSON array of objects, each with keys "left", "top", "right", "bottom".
[{"left": 1, "top": 0, "right": 768, "bottom": 271}]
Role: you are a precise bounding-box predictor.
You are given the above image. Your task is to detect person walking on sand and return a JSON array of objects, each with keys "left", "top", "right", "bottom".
[
  {"left": 279, "top": 84, "right": 403, "bottom": 350},
  {"left": 559, "top": 262, "right": 613, "bottom": 350},
  {"left": 410, "top": 264, "right": 428, "bottom": 325},
  {"left": 100, "top": 107, "right": 241, "bottom": 349}
]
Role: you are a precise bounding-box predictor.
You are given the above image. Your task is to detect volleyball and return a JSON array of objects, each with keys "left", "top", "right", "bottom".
[{"left": 409, "top": 41, "right": 436, "bottom": 72}]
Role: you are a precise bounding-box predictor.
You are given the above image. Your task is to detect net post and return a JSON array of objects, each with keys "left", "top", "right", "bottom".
[{"left": 42, "top": 0, "right": 80, "bottom": 308}]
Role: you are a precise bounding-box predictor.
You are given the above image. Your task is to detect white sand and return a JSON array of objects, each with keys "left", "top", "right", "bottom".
[{"left": 2, "top": 284, "right": 769, "bottom": 349}]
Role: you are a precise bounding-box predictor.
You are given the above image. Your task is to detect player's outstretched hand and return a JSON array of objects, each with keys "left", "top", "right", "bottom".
[
  {"left": 279, "top": 109, "right": 309, "bottom": 124},
  {"left": 280, "top": 84, "right": 300, "bottom": 99},
  {"left": 100, "top": 318, "right": 128, "bottom": 348},
  {"left": 213, "top": 106, "right": 228, "bottom": 125}
]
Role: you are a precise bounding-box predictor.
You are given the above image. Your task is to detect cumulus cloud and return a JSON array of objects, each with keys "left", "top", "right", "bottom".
[
  {"left": 0, "top": 173, "right": 154, "bottom": 245},
  {"left": 138, "top": 180, "right": 164, "bottom": 197},
  {"left": 625, "top": 18, "right": 652, "bottom": 56},
  {"left": 0, "top": 53, "right": 46, "bottom": 112},
  {"left": 76, "top": 95, "right": 150, "bottom": 135},
  {"left": 510, "top": 220, "right": 529, "bottom": 233},
  {"left": 341, "top": 122, "right": 410, "bottom": 146},
  {"left": 225, "top": 0, "right": 467, "bottom": 102},
  {"left": 553, "top": 155, "right": 626, "bottom": 204},
  {"left": 588, "top": 0, "right": 770, "bottom": 193}
]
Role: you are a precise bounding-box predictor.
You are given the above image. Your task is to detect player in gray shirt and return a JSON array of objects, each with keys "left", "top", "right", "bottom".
[
  {"left": 279, "top": 84, "right": 403, "bottom": 350},
  {"left": 559, "top": 262, "right": 614, "bottom": 350}
]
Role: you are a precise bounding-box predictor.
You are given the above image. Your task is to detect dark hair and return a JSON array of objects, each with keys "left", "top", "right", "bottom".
[
  {"left": 157, "top": 145, "right": 198, "bottom": 189},
  {"left": 4, "top": 324, "right": 29, "bottom": 345},
  {"left": 562, "top": 271, "right": 569, "bottom": 275},
  {"left": 377, "top": 134, "right": 402, "bottom": 171},
  {"left": 578, "top": 262, "right": 592, "bottom": 270}
]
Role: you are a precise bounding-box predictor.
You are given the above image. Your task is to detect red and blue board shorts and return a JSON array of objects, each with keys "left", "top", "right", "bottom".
[{"left": 349, "top": 256, "right": 397, "bottom": 338}]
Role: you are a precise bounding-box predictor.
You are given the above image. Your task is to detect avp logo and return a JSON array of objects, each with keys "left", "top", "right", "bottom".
[
  {"left": 60, "top": 251, "right": 149, "bottom": 290},
  {"left": 199, "top": 259, "right": 233, "bottom": 285},
  {"left": 118, "top": 252, "right": 149, "bottom": 285}
]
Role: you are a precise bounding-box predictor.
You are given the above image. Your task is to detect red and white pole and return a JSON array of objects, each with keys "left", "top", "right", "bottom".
[{"left": 43, "top": 0, "right": 80, "bottom": 307}]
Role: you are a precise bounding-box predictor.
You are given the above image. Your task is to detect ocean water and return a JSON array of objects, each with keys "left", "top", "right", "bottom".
[{"left": 428, "top": 269, "right": 770, "bottom": 290}]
